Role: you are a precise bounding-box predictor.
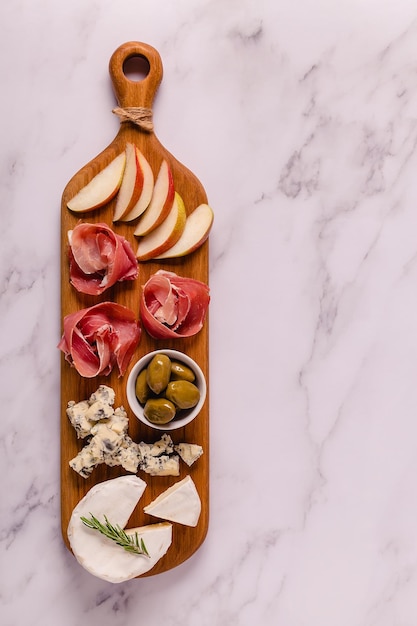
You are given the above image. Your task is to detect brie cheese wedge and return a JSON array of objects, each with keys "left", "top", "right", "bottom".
[
  {"left": 67, "top": 475, "right": 172, "bottom": 583},
  {"left": 144, "top": 475, "right": 201, "bottom": 527}
]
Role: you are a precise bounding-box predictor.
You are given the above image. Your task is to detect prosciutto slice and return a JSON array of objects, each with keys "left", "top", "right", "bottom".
[
  {"left": 68, "top": 222, "right": 138, "bottom": 295},
  {"left": 58, "top": 302, "right": 141, "bottom": 377},
  {"left": 140, "top": 270, "right": 210, "bottom": 339}
]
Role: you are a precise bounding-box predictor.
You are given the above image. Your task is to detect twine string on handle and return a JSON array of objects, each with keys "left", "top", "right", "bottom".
[{"left": 112, "top": 106, "right": 154, "bottom": 132}]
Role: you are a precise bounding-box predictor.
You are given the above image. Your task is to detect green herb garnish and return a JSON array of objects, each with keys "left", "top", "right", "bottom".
[{"left": 81, "top": 513, "right": 150, "bottom": 557}]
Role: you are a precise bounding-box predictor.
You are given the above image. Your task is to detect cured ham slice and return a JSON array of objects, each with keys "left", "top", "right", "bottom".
[
  {"left": 58, "top": 302, "right": 141, "bottom": 377},
  {"left": 140, "top": 270, "right": 210, "bottom": 339},
  {"left": 68, "top": 222, "right": 138, "bottom": 295}
]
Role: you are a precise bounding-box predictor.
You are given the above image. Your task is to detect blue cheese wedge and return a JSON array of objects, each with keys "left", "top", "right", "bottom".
[
  {"left": 88, "top": 385, "right": 115, "bottom": 407},
  {"left": 105, "top": 435, "right": 141, "bottom": 473},
  {"left": 69, "top": 448, "right": 101, "bottom": 478},
  {"left": 66, "top": 400, "right": 93, "bottom": 439},
  {"left": 150, "top": 433, "right": 175, "bottom": 455},
  {"left": 143, "top": 475, "right": 201, "bottom": 527},
  {"left": 67, "top": 475, "right": 172, "bottom": 583},
  {"left": 139, "top": 452, "right": 180, "bottom": 477},
  {"left": 85, "top": 400, "right": 115, "bottom": 422},
  {"left": 66, "top": 385, "right": 116, "bottom": 438},
  {"left": 174, "top": 443, "right": 203, "bottom": 467},
  {"left": 105, "top": 406, "right": 129, "bottom": 435},
  {"left": 137, "top": 434, "right": 179, "bottom": 476}
]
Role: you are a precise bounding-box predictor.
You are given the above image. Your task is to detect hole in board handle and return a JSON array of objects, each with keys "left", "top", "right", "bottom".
[{"left": 123, "top": 55, "right": 150, "bottom": 82}]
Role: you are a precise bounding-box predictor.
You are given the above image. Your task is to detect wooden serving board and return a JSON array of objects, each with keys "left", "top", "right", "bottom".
[{"left": 60, "top": 42, "right": 209, "bottom": 577}]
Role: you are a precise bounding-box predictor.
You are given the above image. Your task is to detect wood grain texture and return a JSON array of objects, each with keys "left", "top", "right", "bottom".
[{"left": 60, "top": 42, "right": 209, "bottom": 578}]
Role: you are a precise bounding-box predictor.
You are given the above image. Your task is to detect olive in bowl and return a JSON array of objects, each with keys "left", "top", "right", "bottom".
[{"left": 126, "top": 350, "right": 206, "bottom": 431}]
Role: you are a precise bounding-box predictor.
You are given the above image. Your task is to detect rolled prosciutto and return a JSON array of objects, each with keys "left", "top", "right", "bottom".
[
  {"left": 68, "top": 222, "right": 138, "bottom": 295},
  {"left": 140, "top": 270, "right": 210, "bottom": 339},
  {"left": 58, "top": 302, "right": 141, "bottom": 377}
]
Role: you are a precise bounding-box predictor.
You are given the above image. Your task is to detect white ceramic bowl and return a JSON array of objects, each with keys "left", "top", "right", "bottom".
[{"left": 126, "top": 349, "right": 206, "bottom": 431}]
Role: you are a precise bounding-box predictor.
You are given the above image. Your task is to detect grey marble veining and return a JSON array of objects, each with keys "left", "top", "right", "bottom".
[{"left": 2, "top": 0, "right": 417, "bottom": 624}]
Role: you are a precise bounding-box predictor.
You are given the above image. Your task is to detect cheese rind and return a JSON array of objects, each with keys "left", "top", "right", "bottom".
[
  {"left": 144, "top": 475, "right": 201, "bottom": 527},
  {"left": 67, "top": 476, "right": 172, "bottom": 583}
]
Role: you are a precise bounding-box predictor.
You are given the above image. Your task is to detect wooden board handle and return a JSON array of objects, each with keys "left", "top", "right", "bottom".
[{"left": 109, "top": 41, "right": 163, "bottom": 109}]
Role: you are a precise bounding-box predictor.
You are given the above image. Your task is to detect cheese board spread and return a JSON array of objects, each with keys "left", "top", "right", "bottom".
[{"left": 60, "top": 42, "right": 212, "bottom": 580}]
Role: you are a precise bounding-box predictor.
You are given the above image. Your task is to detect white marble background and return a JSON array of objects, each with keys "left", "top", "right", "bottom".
[{"left": 2, "top": 0, "right": 417, "bottom": 624}]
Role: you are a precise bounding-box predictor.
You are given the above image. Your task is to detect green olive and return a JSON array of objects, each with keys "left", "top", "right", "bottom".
[
  {"left": 146, "top": 354, "right": 171, "bottom": 394},
  {"left": 170, "top": 361, "right": 196, "bottom": 383},
  {"left": 135, "top": 368, "right": 151, "bottom": 405},
  {"left": 165, "top": 380, "right": 200, "bottom": 410},
  {"left": 143, "top": 398, "right": 176, "bottom": 424}
]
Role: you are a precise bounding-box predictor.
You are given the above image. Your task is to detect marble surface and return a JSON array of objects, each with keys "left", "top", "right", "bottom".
[{"left": 2, "top": 0, "right": 417, "bottom": 623}]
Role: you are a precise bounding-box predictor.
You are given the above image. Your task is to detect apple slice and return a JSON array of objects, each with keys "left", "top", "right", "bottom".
[
  {"left": 154, "top": 203, "right": 214, "bottom": 259},
  {"left": 134, "top": 159, "right": 175, "bottom": 236},
  {"left": 121, "top": 148, "right": 154, "bottom": 222},
  {"left": 67, "top": 152, "right": 126, "bottom": 213},
  {"left": 113, "top": 143, "right": 142, "bottom": 221},
  {"left": 136, "top": 192, "right": 186, "bottom": 261}
]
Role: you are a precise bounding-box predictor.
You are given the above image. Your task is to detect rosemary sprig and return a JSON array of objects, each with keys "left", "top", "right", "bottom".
[{"left": 81, "top": 513, "right": 150, "bottom": 557}]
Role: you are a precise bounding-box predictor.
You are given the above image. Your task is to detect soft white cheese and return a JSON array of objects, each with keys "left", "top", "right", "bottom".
[
  {"left": 143, "top": 475, "right": 201, "bottom": 527},
  {"left": 67, "top": 475, "right": 172, "bottom": 583}
]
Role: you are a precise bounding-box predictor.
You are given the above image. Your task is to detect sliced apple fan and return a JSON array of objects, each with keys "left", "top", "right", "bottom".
[{"left": 67, "top": 144, "right": 214, "bottom": 260}]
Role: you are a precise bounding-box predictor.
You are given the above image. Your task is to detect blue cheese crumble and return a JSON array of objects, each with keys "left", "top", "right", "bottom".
[{"left": 67, "top": 386, "right": 203, "bottom": 479}]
